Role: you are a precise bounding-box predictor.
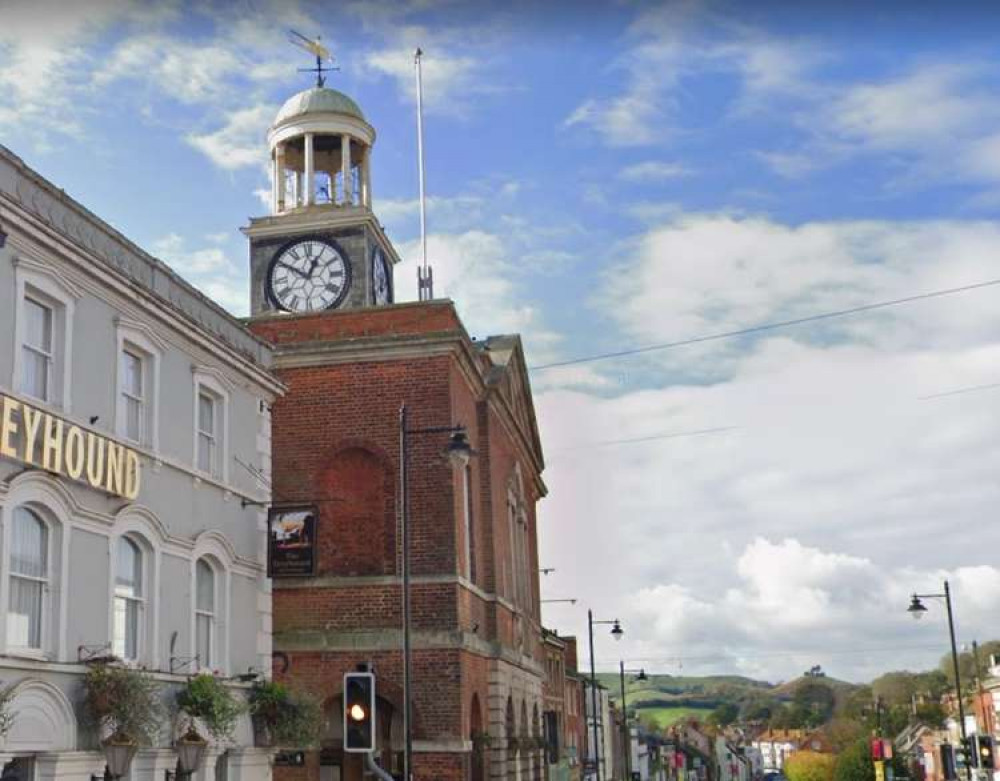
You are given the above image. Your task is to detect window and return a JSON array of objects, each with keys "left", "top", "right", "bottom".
[
  {"left": 195, "top": 559, "right": 215, "bottom": 668},
  {"left": 8, "top": 507, "right": 48, "bottom": 649},
  {"left": 121, "top": 350, "right": 144, "bottom": 443},
  {"left": 197, "top": 390, "right": 218, "bottom": 475},
  {"left": 113, "top": 537, "right": 143, "bottom": 660},
  {"left": 20, "top": 298, "right": 52, "bottom": 401}
]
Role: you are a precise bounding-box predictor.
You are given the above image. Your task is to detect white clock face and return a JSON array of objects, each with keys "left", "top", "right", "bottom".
[
  {"left": 371, "top": 246, "right": 392, "bottom": 306},
  {"left": 268, "top": 239, "right": 349, "bottom": 313}
]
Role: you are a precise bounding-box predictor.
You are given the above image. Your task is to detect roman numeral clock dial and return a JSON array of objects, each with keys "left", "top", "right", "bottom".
[{"left": 266, "top": 238, "right": 351, "bottom": 313}]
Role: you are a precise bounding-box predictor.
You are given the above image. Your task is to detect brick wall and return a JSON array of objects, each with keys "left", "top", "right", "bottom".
[{"left": 249, "top": 301, "right": 546, "bottom": 781}]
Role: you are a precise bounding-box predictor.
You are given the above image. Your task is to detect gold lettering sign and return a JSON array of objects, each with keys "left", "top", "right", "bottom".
[{"left": 0, "top": 393, "right": 141, "bottom": 500}]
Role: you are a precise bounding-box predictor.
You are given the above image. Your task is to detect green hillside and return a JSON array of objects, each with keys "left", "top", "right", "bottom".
[{"left": 594, "top": 671, "right": 860, "bottom": 730}]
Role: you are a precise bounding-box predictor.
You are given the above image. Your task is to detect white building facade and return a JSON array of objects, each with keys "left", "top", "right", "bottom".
[{"left": 0, "top": 145, "right": 282, "bottom": 780}]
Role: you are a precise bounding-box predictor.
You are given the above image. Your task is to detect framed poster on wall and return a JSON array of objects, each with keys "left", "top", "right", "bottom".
[{"left": 268, "top": 505, "right": 318, "bottom": 577}]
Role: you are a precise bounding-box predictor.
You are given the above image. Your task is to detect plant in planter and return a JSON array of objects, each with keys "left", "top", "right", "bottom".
[
  {"left": 471, "top": 731, "right": 493, "bottom": 750},
  {"left": 247, "top": 680, "right": 322, "bottom": 748},
  {"left": 83, "top": 663, "right": 164, "bottom": 745},
  {"left": 176, "top": 674, "right": 244, "bottom": 742},
  {"left": 0, "top": 682, "right": 16, "bottom": 738}
]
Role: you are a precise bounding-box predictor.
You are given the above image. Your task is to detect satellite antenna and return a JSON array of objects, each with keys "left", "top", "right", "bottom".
[{"left": 288, "top": 30, "right": 336, "bottom": 87}]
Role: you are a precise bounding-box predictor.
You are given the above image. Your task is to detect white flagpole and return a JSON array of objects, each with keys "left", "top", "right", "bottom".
[{"left": 414, "top": 47, "right": 432, "bottom": 300}]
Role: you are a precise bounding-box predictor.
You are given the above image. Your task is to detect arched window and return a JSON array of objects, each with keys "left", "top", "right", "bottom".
[
  {"left": 113, "top": 537, "right": 143, "bottom": 660},
  {"left": 8, "top": 508, "right": 48, "bottom": 650},
  {"left": 195, "top": 559, "right": 216, "bottom": 669}
]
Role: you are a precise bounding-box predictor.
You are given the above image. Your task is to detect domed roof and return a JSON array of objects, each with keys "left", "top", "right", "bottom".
[{"left": 274, "top": 87, "right": 366, "bottom": 125}]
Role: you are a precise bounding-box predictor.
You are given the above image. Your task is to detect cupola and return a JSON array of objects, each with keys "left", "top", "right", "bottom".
[{"left": 267, "top": 86, "right": 376, "bottom": 214}]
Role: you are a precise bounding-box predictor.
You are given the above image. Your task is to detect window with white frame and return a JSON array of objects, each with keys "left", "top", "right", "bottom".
[
  {"left": 195, "top": 558, "right": 215, "bottom": 668},
  {"left": 113, "top": 537, "right": 144, "bottom": 661},
  {"left": 20, "top": 297, "right": 53, "bottom": 402},
  {"left": 196, "top": 389, "right": 219, "bottom": 476},
  {"left": 8, "top": 507, "right": 48, "bottom": 650},
  {"left": 120, "top": 350, "right": 145, "bottom": 444}
]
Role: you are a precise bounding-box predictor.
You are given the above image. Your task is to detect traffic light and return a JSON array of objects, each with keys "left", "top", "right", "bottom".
[
  {"left": 344, "top": 672, "right": 376, "bottom": 752},
  {"left": 980, "top": 736, "right": 995, "bottom": 770}
]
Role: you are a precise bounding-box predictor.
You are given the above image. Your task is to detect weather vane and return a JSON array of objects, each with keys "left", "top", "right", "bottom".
[{"left": 288, "top": 30, "right": 337, "bottom": 87}]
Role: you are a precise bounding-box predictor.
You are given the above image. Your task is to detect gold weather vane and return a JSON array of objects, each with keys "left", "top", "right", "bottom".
[{"left": 288, "top": 30, "right": 337, "bottom": 87}]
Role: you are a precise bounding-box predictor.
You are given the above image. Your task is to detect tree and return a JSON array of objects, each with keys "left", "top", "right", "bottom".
[
  {"left": 833, "top": 739, "right": 875, "bottom": 781},
  {"left": 794, "top": 681, "right": 836, "bottom": 727},
  {"left": 786, "top": 752, "right": 836, "bottom": 781},
  {"left": 708, "top": 703, "right": 739, "bottom": 728},
  {"left": 823, "top": 718, "right": 865, "bottom": 753},
  {"left": 834, "top": 739, "right": 905, "bottom": 781}
]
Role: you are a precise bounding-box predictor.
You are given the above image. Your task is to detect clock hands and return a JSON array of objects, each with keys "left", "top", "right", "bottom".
[{"left": 276, "top": 261, "right": 309, "bottom": 280}]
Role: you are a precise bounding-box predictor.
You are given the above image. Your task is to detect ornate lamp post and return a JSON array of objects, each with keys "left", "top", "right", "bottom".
[
  {"left": 909, "top": 580, "right": 972, "bottom": 781},
  {"left": 619, "top": 662, "right": 647, "bottom": 779},
  {"left": 399, "top": 403, "right": 474, "bottom": 781},
  {"left": 587, "top": 610, "right": 622, "bottom": 781}
]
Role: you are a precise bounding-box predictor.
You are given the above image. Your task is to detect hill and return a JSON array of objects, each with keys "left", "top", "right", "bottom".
[{"left": 594, "top": 671, "right": 861, "bottom": 730}]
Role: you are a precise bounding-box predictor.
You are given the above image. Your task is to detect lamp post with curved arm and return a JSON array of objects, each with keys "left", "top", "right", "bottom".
[
  {"left": 587, "top": 610, "right": 623, "bottom": 781},
  {"left": 908, "top": 580, "right": 971, "bottom": 781},
  {"left": 399, "top": 403, "right": 474, "bottom": 781},
  {"left": 619, "top": 663, "right": 647, "bottom": 780}
]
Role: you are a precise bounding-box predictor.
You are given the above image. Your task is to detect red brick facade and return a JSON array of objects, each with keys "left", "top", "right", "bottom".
[{"left": 250, "top": 301, "right": 547, "bottom": 781}]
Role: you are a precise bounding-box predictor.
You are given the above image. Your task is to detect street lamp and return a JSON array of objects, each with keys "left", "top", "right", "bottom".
[
  {"left": 588, "top": 610, "right": 623, "bottom": 781},
  {"left": 908, "top": 581, "right": 970, "bottom": 781},
  {"left": 619, "top": 663, "right": 647, "bottom": 779},
  {"left": 92, "top": 739, "right": 138, "bottom": 781},
  {"left": 399, "top": 403, "right": 474, "bottom": 781}
]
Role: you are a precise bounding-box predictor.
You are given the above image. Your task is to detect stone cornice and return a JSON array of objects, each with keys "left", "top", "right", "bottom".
[
  {"left": 0, "top": 147, "right": 277, "bottom": 382},
  {"left": 274, "top": 627, "right": 545, "bottom": 678}
]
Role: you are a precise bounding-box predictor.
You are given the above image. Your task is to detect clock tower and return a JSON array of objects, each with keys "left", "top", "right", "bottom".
[{"left": 244, "top": 85, "right": 398, "bottom": 314}]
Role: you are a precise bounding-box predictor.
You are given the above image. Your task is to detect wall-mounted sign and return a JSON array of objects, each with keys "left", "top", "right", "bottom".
[
  {"left": 268, "top": 505, "right": 317, "bottom": 577},
  {"left": 0, "top": 394, "right": 141, "bottom": 500}
]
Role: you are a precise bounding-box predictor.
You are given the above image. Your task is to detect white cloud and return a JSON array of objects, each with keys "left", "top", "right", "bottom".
[
  {"left": 186, "top": 104, "right": 274, "bottom": 171},
  {"left": 605, "top": 214, "right": 1000, "bottom": 366},
  {"left": 392, "top": 230, "right": 561, "bottom": 361},
  {"left": 619, "top": 161, "right": 693, "bottom": 182},
  {"left": 563, "top": 3, "right": 820, "bottom": 147},
  {"left": 536, "top": 213, "right": 1000, "bottom": 680},
  {"left": 0, "top": 0, "right": 176, "bottom": 136},
  {"left": 151, "top": 233, "right": 247, "bottom": 314}
]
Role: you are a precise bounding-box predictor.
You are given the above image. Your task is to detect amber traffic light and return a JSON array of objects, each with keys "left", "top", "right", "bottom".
[{"left": 344, "top": 672, "right": 376, "bottom": 752}]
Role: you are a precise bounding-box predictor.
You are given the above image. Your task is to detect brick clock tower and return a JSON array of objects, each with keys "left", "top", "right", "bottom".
[{"left": 248, "top": 84, "right": 548, "bottom": 781}]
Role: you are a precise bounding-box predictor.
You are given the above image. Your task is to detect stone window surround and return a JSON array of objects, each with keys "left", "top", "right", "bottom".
[
  {"left": 190, "top": 539, "right": 232, "bottom": 676},
  {"left": 11, "top": 256, "right": 80, "bottom": 413},
  {"left": 192, "top": 368, "right": 231, "bottom": 483},
  {"left": 107, "top": 513, "right": 163, "bottom": 669},
  {"left": 114, "top": 317, "right": 166, "bottom": 451},
  {"left": 0, "top": 472, "right": 245, "bottom": 673}
]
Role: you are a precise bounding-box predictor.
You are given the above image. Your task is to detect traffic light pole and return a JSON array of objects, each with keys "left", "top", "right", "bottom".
[{"left": 365, "top": 753, "right": 394, "bottom": 781}]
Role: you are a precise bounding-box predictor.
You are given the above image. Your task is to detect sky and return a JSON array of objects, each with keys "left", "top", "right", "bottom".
[{"left": 3, "top": 0, "right": 1000, "bottom": 684}]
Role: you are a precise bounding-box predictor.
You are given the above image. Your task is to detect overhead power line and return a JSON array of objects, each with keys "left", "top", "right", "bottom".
[
  {"left": 531, "top": 278, "right": 1000, "bottom": 371},
  {"left": 593, "top": 642, "right": 949, "bottom": 666},
  {"left": 919, "top": 381, "right": 1000, "bottom": 401},
  {"left": 549, "top": 426, "right": 739, "bottom": 453}
]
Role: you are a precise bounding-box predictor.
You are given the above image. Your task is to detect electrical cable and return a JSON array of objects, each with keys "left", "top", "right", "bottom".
[{"left": 531, "top": 278, "right": 1000, "bottom": 371}]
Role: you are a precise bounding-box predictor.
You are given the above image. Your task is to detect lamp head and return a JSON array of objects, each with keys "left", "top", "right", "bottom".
[
  {"left": 446, "top": 430, "right": 473, "bottom": 467},
  {"left": 176, "top": 731, "right": 207, "bottom": 774},
  {"left": 908, "top": 594, "right": 928, "bottom": 620},
  {"left": 611, "top": 620, "right": 624, "bottom": 641},
  {"left": 102, "top": 740, "right": 138, "bottom": 779}
]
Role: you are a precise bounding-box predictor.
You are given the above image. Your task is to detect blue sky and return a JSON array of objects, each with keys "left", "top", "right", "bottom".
[{"left": 4, "top": 0, "right": 1000, "bottom": 682}]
